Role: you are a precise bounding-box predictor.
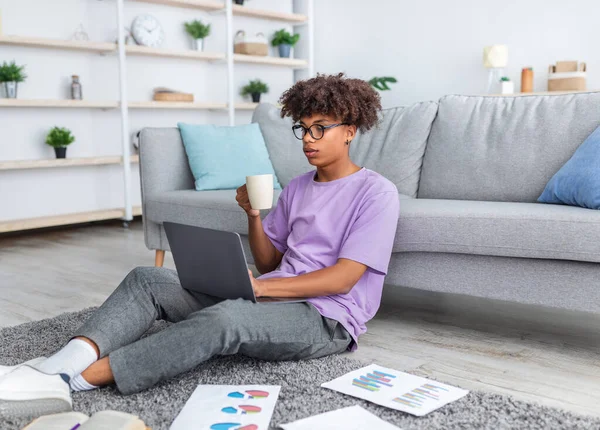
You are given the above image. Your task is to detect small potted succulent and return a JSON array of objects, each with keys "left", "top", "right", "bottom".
[
  {"left": 241, "top": 79, "right": 268, "bottom": 103},
  {"left": 0, "top": 61, "right": 27, "bottom": 99},
  {"left": 46, "top": 126, "right": 75, "bottom": 159},
  {"left": 369, "top": 76, "right": 397, "bottom": 91},
  {"left": 184, "top": 20, "right": 211, "bottom": 51},
  {"left": 271, "top": 29, "right": 300, "bottom": 58}
]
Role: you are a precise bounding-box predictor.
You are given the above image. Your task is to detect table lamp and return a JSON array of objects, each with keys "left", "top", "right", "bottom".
[{"left": 483, "top": 45, "right": 508, "bottom": 93}]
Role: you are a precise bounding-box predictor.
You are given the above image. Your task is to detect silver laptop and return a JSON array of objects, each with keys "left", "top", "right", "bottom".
[{"left": 163, "top": 222, "right": 306, "bottom": 304}]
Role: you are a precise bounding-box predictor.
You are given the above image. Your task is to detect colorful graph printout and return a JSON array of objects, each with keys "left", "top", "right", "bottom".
[
  {"left": 170, "top": 385, "right": 280, "bottom": 430},
  {"left": 321, "top": 364, "right": 468, "bottom": 417}
]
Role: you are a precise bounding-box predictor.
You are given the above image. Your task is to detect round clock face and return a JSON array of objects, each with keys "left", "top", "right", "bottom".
[{"left": 131, "top": 14, "right": 165, "bottom": 47}]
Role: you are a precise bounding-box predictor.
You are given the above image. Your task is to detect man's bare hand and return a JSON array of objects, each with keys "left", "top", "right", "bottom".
[
  {"left": 236, "top": 184, "right": 260, "bottom": 218},
  {"left": 248, "top": 269, "right": 265, "bottom": 297}
]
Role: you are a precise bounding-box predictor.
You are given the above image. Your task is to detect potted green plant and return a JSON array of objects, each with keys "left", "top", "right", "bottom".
[
  {"left": 369, "top": 76, "right": 397, "bottom": 91},
  {"left": 0, "top": 61, "right": 27, "bottom": 99},
  {"left": 45, "top": 126, "right": 75, "bottom": 159},
  {"left": 184, "top": 20, "right": 211, "bottom": 51},
  {"left": 271, "top": 29, "right": 300, "bottom": 58},
  {"left": 241, "top": 79, "right": 269, "bottom": 103}
]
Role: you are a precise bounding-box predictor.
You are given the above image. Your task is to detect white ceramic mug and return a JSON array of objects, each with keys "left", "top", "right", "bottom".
[{"left": 246, "top": 174, "right": 274, "bottom": 210}]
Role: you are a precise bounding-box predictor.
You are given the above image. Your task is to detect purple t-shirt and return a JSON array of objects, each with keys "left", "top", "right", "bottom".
[{"left": 258, "top": 167, "right": 400, "bottom": 350}]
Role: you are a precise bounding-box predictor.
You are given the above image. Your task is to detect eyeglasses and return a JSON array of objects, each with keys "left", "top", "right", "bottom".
[{"left": 292, "top": 123, "right": 347, "bottom": 140}]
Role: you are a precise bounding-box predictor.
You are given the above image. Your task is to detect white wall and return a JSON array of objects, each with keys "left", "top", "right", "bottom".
[
  {"left": 0, "top": 0, "right": 298, "bottom": 222},
  {"left": 313, "top": 0, "right": 599, "bottom": 107},
  {"left": 2, "top": 0, "right": 598, "bottom": 222}
]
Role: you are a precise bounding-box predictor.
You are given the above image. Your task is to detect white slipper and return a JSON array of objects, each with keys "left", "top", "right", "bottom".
[{"left": 0, "top": 365, "right": 72, "bottom": 419}]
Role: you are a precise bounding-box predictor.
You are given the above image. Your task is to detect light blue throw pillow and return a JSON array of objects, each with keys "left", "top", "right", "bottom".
[
  {"left": 538, "top": 125, "right": 600, "bottom": 209},
  {"left": 178, "top": 122, "right": 282, "bottom": 191}
]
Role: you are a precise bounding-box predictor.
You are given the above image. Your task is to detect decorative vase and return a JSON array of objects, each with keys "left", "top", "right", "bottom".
[
  {"left": 193, "top": 38, "right": 204, "bottom": 51},
  {"left": 278, "top": 44, "right": 291, "bottom": 58},
  {"left": 4, "top": 81, "right": 18, "bottom": 99},
  {"left": 251, "top": 93, "right": 261, "bottom": 103},
  {"left": 54, "top": 147, "right": 67, "bottom": 159}
]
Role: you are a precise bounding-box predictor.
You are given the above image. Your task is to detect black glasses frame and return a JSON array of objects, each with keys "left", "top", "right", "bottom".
[{"left": 292, "top": 123, "right": 347, "bottom": 140}]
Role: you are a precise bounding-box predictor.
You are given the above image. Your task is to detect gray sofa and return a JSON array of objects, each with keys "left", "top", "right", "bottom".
[{"left": 139, "top": 92, "right": 600, "bottom": 314}]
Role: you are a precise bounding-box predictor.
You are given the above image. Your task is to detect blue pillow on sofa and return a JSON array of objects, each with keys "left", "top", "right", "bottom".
[
  {"left": 538, "top": 125, "right": 600, "bottom": 209},
  {"left": 178, "top": 122, "right": 282, "bottom": 191}
]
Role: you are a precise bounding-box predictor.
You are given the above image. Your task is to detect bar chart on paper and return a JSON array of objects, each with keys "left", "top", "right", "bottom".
[{"left": 322, "top": 364, "right": 469, "bottom": 416}]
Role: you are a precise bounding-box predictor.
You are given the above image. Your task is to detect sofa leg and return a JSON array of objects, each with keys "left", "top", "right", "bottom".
[{"left": 155, "top": 250, "right": 165, "bottom": 267}]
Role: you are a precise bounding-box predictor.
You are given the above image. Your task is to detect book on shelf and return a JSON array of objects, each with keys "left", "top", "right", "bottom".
[{"left": 23, "top": 410, "right": 149, "bottom": 430}]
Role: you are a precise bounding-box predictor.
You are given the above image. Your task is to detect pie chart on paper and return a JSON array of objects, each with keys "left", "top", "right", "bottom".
[
  {"left": 209, "top": 424, "right": 259, "bottom": 430},
  {"left": 221, "top": 405, "right": 262, "bottom": 414}
]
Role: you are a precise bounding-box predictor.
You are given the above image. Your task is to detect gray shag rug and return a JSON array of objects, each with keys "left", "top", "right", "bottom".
[{"left": 1, "top": 308, "right": 599, "bottom": 430}]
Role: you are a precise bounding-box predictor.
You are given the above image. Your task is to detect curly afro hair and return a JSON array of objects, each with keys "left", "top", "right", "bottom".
[{"left": 278, "top": 72, "right": 382, "bottom": 134}]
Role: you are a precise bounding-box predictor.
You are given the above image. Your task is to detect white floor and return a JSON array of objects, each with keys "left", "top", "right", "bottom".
[{"left": 1, "top": 221, "right": 599, "bottom": 418}]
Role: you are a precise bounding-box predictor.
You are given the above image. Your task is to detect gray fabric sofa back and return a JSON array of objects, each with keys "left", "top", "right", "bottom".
[
  {"left": 418, "top": 93, "right": 600, "bottom": 202},
  {"left": 252, "top": 102, "right": 438, "bottom": 197}
]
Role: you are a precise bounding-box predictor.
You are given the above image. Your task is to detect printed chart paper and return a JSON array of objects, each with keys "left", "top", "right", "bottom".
[
  {"left": 321, "top": 364, "right": 468, "bottom": 417},
  {"left": 170, "top": 385, "right": 280, "bottom": 430},
  {"left": 279, "top": 405, "right": 401, "bottom": 429}
]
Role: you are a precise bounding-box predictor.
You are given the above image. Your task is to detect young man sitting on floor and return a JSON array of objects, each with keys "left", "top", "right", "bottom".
[{"left": 0, "top": 73, "right": 400, "bottom": 412}]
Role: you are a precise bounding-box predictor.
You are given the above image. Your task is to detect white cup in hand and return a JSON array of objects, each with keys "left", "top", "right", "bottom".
[{"left": 246, "top": 174, "right": 274, "bottom": 210}]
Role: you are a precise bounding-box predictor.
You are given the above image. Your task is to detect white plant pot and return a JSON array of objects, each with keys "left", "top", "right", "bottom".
[
  {"left": 501, "top": 81, "right": 515, "bottom": 95},
  {"left": 193, "top": 38, "right": 204, "bottom": 51}
]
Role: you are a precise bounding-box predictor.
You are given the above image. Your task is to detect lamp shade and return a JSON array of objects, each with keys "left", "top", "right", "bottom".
[{"left": 483, "top": 45, "right": 508, "bottom": 68}]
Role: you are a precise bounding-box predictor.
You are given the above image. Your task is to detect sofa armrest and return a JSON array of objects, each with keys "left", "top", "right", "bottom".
[
  {"left": 139, "top": 128, "right": 195, "bottom": 198},
  {"left": 139, "top": 128, "right": 195, "bottom": 253}
]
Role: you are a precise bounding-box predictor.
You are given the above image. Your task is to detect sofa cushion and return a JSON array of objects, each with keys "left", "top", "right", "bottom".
[
  {"left": 145, "top": 189, "right": 281, "bottom": 234},
  {"left": 395, "top": 198, "right": 600, "bottom": 263},
  {"left": 538, "top": 123, "right": 600, "bottom": 209},
  {"left": 177, "top": 122, "right": 282, "bottom": 191},
  {"left": 419, "top": 92, "right": 600, "bottom": 202},
  {"left": 350, "top": 101, "right": 438, "bottom": 198},
  {"left": 252, "top": 102, "right": 439, "bottom": 197}
]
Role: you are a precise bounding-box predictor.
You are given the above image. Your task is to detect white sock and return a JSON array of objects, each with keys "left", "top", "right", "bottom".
[
  {"left": 36, "top": 339, "right": 98, "bottom": 379},
  {"left": 70, "top": 373, "right": 98, "bottom": 392}
]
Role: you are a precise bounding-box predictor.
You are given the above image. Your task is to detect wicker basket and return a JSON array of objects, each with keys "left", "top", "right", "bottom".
[{"left": 234, "top": 30, "right": 268, "bottom": 56}]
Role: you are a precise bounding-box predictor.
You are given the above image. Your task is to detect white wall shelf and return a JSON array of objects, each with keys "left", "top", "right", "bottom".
[
  {"left": 0, "top": 35, "right": 116, "bottom": 54},
  {"left": 0, "top": 99, "right": 118, "bottom": 109},
  {"left": 0, "top": 155, "right": 139, "bottom": 171}
]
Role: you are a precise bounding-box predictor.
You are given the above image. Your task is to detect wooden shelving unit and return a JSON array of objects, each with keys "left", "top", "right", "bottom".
[
  {"left": 0, "top": 99, "right": 118, "bottom": 109},
  {"left": 233, "top": 53, "right": 308, "bottom": 68},
  {"left": 125, "top": 44, "right": 225, "bottom": 61},
  {"left": 0, "top": 155, "right": 139, "bottom": 172},
  {"left": 231, "top": 4, "right": 307, "bottom": 23},
  {"left": 130, "top": 0, "right": 308, "bottom": 23},
  {"left": 0, "top": 35, "right": 116, "bottom": 54},
  {"left": 129, "top": 0, "right": 223, "bottom": 12},
  {"left": 129, "top": 101, "right": 226, "bottom": 109},
  {"left": 1, "top": 0, "right": 313, "bottom": 233},
  {"left": 0, "top": 206, "right": 143, "bottom": 234}
]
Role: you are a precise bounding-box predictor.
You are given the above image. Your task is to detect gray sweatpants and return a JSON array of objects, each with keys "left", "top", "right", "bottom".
[{"left": 74, "top": 267, "right": 352, "bottom": 394}]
